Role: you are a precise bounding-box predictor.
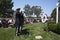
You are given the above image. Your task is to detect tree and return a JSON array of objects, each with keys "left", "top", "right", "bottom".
[
  {"left": 51, "top": 8, "right": 56, "bottom": 21},
  {"left": 24, "top": 4, "right": 30, "bottom": 16},
  {"left": 32, "top": 6, "right": 42, "bottom": 17},
  {"left": 0, "top": 0, "right": 13, "bottom": 18},
  {"left": 24, "top": 4, "right": 33, "bottom": 17}
]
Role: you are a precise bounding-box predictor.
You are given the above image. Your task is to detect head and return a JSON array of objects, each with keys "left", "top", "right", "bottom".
[{"left": 16, "top": 8, "right": 20, "bottom": 12}]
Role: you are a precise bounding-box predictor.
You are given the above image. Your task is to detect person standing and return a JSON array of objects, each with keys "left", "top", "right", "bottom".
[{"left": 14, "top": 8, "right": 24, "bottom": 36}]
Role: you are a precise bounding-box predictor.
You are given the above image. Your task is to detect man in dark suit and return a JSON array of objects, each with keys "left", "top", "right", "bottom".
[{"left": 15, "top": 8, "right": 24, "bottom": 36}]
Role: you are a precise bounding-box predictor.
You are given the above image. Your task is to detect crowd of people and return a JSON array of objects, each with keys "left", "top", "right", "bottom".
[
  {"left": 24, "top": 18, "right": 41, "bottom": 24},
  {"left": 0, "top": 18, "right": 42, "bottom": 28},
  {"left": 0, "top": 18, "right": 13, "bottom": 28}
]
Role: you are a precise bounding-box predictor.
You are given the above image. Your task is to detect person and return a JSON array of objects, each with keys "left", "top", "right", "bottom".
[
  {"left": 14, "top": 8, "right": 24, "bottom": 36},
  {"left": 0, "top": 18, "right": 2, "bottom": 27},
  {"left": 2, "top": 18, "right": 6, "bottom": 28}
]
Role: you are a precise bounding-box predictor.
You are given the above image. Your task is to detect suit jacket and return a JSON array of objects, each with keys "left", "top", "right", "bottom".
[{"left": 15, "top": 12, "right": 24, "bottom": 25}]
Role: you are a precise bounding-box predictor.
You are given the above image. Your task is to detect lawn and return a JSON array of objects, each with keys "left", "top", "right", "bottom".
[{"left": 0, "top": 23, "right": 60, "bottom": 40}]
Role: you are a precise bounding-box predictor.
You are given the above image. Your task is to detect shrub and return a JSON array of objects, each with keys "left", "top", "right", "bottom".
[
  {"left": 44, "top": 22, "right": 56, "bottom": 31},
  {"left": 44, "top": 22, "right": 60, "bottom": 34},
  {"left": 48, "top": 23, "right": 57, "bottom": 31},
  {"left": 56, "top": 23, "right": 60, "bottom": 34}
]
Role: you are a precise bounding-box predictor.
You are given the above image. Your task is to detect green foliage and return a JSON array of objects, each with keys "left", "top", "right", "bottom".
[
  {"left": 56, "top": 23, "right": 60, "bottom": 33},
  {"left": 47, "top": 22, "right": 57, "bottom": 31},
  {"left": 32, "top": 6, "right": 42, "bottom": 17},
  {"left": 46, "top": 22, "right": 60, "bottom": 34},
  {"left": 24, "top": 4, "right": 42, "bottom": 18},
  {"left": 51, "top": 8, "right": 56, "bottom": 21},
  {"left": 0, "top": 0, "right": 14, "bottom": 18},
  {"left": 24, "top": 4, "right": 32, "bottom": 17}
]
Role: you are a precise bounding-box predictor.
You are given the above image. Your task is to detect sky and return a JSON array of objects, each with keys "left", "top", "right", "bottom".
[{"left": 12, "top": 0, "right": 57, "bottom": 16}]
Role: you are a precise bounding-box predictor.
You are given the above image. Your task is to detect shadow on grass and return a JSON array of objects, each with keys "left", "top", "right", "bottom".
[
  {"left": 21, "top": 29, "right": 29, "bottom": 35},
  {"left": 17, "top": 29, "right": 30, "bottom": 36}
]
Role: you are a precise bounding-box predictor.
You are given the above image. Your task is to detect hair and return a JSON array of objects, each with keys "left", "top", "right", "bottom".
[{"left": 16, "top": 8, "right": 20, "bottom": 11}]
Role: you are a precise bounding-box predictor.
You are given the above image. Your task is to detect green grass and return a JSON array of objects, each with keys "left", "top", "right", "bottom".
[{"left": 0, "top": 23, "right": 60, "bottom": 40}]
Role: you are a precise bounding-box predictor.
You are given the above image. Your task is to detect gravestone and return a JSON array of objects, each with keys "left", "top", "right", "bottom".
[{"left": 56, "top": 0, "right": 60, "bottom": 23}]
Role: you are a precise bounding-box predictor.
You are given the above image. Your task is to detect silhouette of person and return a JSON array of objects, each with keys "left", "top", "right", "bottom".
[{"left": 15, "top": 8, "right": 24, "bottom": 36}]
